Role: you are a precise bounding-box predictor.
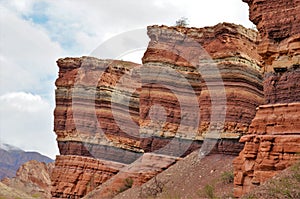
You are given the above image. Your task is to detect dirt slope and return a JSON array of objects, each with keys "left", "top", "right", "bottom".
[{"left": 114, "top": 151, "right": 236, "bottom": 199}]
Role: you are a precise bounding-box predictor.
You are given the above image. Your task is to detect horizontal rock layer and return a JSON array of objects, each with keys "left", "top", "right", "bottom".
[
  {"left": 234, "top": 1, "right": 300, "bottom": 197},
  {"left": 53, "top": 23, "right": 265, "bottom": 198},
  {"left": 51, "top": 155, "right": 125, "bottom": 198},
  {"left": 55, "top": 57, "right": 141, "bottom": 151},
  {"left": 264, "top": 67, "right": 300, "bottom": 104},
  {"left": 243, "top": 0, "right": 300, "bottom": 72},
  {"left": 53, "top": 57, "right": 143, "bottom": 198},
  {"left": 233, "top": 103, "right": 300, "bottom": 197},
  {"left": 141, "top": 23, "right": 263, "bottom": 139}
]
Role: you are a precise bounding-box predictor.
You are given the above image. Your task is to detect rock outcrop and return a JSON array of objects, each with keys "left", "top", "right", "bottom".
[
  {"left": 52, "top": 23, "right": 264, "bottom": 198},
  {"left": 0, "top": 143, "right": 53, "bottom": 180},
  {"left": 141, "top": 23, "right": 263, "bottom": 145},
  {"left": 52, "top": 58, "right": 143, "bottom": 198},
  {"left": 1, "top": 160, "right": 54, "bottom": 198},
  {"left": 233, "top": 0, "right": 300, "bottom": 197}
]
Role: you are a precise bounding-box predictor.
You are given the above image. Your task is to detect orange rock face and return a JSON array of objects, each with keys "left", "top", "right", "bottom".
[
  {"left": 243, "top": 0, "right": 300, "bottom": 72},
  {"left": 141, "top": 23, "right": 263, "bottom": 143},
  {"left": 51, "top": 155, "right": 125, "bottom": 198},
  {"left": 2, "top": 160, "right": 54, "bottom": 198},
  {"left": 52, "top": 24, "right": 264, "bottom": 198},
  {"left": 233, "top": 0, "right": 300, "bottom": 197},
  {"left": 233, "top": 103, "right": 300, "bottom": 197}
]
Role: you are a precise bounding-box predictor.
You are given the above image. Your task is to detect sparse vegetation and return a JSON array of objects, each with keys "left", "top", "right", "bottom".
[
  {"left": 175, "top": 17, "right": 189, "bottom": 27},
  {"left": 242, "top": 161, "right": 300, "bottom": 199},
  {"left": 197, "top": 184, "right": 217, "bottom": 199},
  {"left": 118, "top": 177, "right": 134, "bottom": 193},
  {"left": 221, "top": 170, "right": 234, "bottom": 184},
  {"left": 139, "top": 177, "right": 164, "bottom": 198}
]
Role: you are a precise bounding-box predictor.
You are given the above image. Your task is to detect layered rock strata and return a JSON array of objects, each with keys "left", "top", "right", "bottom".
[
  {"left": 234, "top": 0, "right": 300, "bottom": 197},
  {"left": 243, "top": 0, "right": 300, "bottom": 73},
  {"left": 141, "top": 23, "right": 263, "bottom": 149},
  {"left": 52, "top": 57, "right": 143, "bottom": 198},
  {"left": 52, "top": 23, "right": 264, "bottom": 198},
  {"left": 1, "top": 160, "right": 54, "bottom": 198}
]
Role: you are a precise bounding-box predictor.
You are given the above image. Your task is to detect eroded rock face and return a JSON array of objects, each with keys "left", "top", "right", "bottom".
[
  {"left": 141, "top": 23, "right": 263, "bottom": 143},
  {"left": 51, "top": 155, "right": 125, "bottom": 198},
  {"left": 52, "top": 23, "right": 264, "bottom": 198},
  {"left": 52, "top": 57, "right": 143, "bottom": 198},
  {"left": 233, "top": 103, "right": 300, "bottom": 197},
  {"left": 243, "top": 0, "right": 300, "bottom": 72},
  {"left": 1, "top": 160, "right": 54, "bottom": 199},
  {"left": 234, "top": 0, "right": 300, "bottom": 197}
]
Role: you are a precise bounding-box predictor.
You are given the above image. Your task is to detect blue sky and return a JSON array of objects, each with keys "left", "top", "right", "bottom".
[{"left": 0, "top": 0, "right": 253, "bottom": 158}]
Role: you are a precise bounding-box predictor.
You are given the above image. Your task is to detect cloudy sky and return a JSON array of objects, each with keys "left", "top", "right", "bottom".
[{"left": 0, "top": 0, "right": 253, "bottom": 159}]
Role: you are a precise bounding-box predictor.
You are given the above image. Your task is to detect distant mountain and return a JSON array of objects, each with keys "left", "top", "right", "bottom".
[{"left": 0, "top": 143, "right": 53, "bottom": 180}]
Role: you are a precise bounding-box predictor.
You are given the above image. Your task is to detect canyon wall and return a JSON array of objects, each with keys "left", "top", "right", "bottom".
[
  {"left": 141, "top": 23, "right": 263, "bottom": 144},
  {"left": 52, "top": 23, "right": 264, "bottom": 198},
  {"left": 233, "top": 0, "right": 300, "bottom": 197},
  {"left": 52, "top": 58, "right": 143, "bottom": 198}
]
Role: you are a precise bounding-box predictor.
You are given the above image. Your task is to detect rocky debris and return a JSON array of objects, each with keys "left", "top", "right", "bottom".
[
  {"left": 241, "top": 161, "right": 300, "bottom": 199},
  {"left": 114, "top": 152, "right": 236, "bottom": 199},
  {"left": 1, "top": 160, "right": 54, "bottom": 198},
  {"left": 0, "top": 182, "right": 34, "bottom": 199},
  {"left": 83, "top": 153, "right": 179, "bottom": 198}
]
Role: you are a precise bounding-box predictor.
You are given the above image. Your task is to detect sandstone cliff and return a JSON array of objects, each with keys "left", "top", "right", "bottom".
[
  {"left": 52, "top": 22, "right": 264, "bottom": 198},
  {"left": 52, "top": 58, "right": 142, "bottom": 198},
  {"left": 233, "top": 0, "right": 300, "bottom": 197}
]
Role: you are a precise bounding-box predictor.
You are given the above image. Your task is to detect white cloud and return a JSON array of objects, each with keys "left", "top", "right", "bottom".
[
  {"left": 0, "top": 92, "right": 58, "bottom": 159},
  {"left": 0, "top": 5, "right": 63, "bottom": 99},
  {"left": 0, "top": 0, "right": 254, "bottom": 159}
]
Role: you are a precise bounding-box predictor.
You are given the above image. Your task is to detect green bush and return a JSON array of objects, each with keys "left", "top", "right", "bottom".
[
  {"left": 221, "top": 171, "right": 234, "bottom": 184},
  {"left": 204, "top": 184, "right": 215, "bottom": 199},
  {"left": 118, "top": 177, "right": 134, "bottom": 193}
]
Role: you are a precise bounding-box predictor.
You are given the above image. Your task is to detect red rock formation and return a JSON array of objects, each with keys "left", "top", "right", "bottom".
[
  {"left": 51, "top": 155, "right": 125, "bottom": 198},
  {"left": 1, "top": 160, "right": 54, "bottom": 198},
  {"left": 243, "top": 0, "right": 300, "bottom": 73},
  {"left": 141, "top": 23, "right": 263, "bottom": 146},
  {"left": 233, "top": 103, "right": 300, "bottom": 197},
  {"left": 52, "top": 23, "right": 264, "bottom": 198},
  {"left": 52, "top": 57, "right": 143, "bottom": 198},
  {"left": 82, "top": 153, "right": 179, "bottom": 198},
  {"left": 234, "top": 0, "right": 300, "bottom": 197}
]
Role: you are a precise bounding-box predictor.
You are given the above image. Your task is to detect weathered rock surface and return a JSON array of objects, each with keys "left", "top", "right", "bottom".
[
  {"left": 1, "top": 160, "right": 54, "bottom": 199},
  {"left": 141, "top": 23, "right": 263, "bottom": 143},
  {"left": 0, "top": 143, "right": 53, "bottom": 180},
  {"left": 243, "top": 0, "right": 300, "bottom": 73},
  {"left": 51, "top": 155, "right": 125, "bottom": 198},
  {"left": 233, "top": 103, "right": 300, "bottom": 197},
  {"left": 264, "top": 67, "right": 300, "bottom": 104},
  {"left": 234, "top": 0, "right": 300, "bottom": 197},
  {"left": 83, "top": 153, "right": 179, "bottom": 198},
  {"left": 52, "top": 57, "right": 143, "bottom": 198},
  {"left": 52, "top": 23, "right": 264, "bottom": 198}
]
